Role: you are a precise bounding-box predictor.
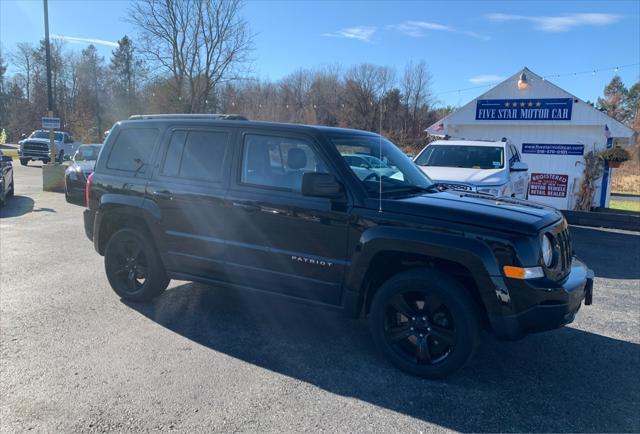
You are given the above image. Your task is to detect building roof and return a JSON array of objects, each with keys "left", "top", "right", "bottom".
[{"left": 427, "top": 67, "right": 636, "bottom": 139}]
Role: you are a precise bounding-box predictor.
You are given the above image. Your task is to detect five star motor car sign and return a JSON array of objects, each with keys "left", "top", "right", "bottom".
[
  {"left": 529, "top": 173, "right": 569, "bottom": 198},
  {"left": 475, "top": 98, "right": 573, "bottom": 121}
]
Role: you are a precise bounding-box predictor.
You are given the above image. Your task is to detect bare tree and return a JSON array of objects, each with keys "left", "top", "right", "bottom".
[
  {"left": 129, "top": 0, "right": 254, "bottom": 113},
  {"left": 10, "top": 43, "right": 34, "bottom": 102},
  {"left": 402, "top": 60, "right": 432, "bottom": 139}
]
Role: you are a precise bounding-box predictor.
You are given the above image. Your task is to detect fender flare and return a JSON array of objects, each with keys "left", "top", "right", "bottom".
[
  {"left": 344, "top": 226, "right": 508, "bottom": 317},
  {"left": 95, "top": 194, "right": 163, "bottom": 253}
]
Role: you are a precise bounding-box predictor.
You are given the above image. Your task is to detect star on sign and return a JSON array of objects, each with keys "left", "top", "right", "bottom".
[
  {"left": 512, "top": 102, "right": 518, "bottom": 107},
  {"left": 528, "top": 102, "right": 533, "bottom": 107},
  {"left": 520, "top": 102, "right": 525, "bottom": 107},
  {"left": 536, "top": 102, "right": 542, "bottom": 107},
  {"left": 504, "top": 102, "right": 510, "bottom": 107}
]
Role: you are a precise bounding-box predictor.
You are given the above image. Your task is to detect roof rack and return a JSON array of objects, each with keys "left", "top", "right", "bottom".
[{"left": 128, "top": 113, "right": 248, "bottom": 121}]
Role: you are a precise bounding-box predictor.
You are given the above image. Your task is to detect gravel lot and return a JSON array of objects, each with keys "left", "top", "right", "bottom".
[{"left": 1, "top": 163, "right": 639, "bottom": 433}]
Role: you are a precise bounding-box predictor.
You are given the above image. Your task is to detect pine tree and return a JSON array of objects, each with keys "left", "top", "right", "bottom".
[{"left": 597, "top": 75, "right": 628, "bottom": 122}]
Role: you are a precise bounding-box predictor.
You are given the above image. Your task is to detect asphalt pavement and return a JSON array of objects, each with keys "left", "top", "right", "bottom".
[{"left": 1, "top": 163, "right": 639, "bottom": 433}]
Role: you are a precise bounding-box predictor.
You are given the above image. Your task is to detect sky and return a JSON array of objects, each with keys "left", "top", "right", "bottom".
[{"left": 1, "top": 0, "right": 639, "bottom": 107}]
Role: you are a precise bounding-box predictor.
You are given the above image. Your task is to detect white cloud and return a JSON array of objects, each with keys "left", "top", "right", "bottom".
[
  {"left": 391, "top": 20, "right": 490, "bottom": 41},
  {"left": 468, "top": 74, "right": 505, "bottom": 84},
  {"left": 322, "top": 26, "right": 376, "bottom": 43},
  {"left": 485, "top": 13, "right": 621, "bottom": 32},
  {"left": 51, "top": 34, "right": 119, "bottom": 48}
]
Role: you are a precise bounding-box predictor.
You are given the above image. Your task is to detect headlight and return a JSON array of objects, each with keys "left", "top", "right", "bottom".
[
  {"left": 477, "top": 183, "right": 509, "bottom": 197},
  {"left": 541, "top": 234, "right": 553, "bottom": 267}
]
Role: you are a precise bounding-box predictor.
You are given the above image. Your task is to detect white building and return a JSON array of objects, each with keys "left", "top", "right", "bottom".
[{"left": 427, "top": 67, "right": 636, "bottom": 210}]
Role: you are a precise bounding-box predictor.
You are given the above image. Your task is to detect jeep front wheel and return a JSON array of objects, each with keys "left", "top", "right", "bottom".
[
  {"left": 369, "top": 268, "right": 480, "bottom": 378},
  {"left": 104, "top": 228, "right": 169, "bottom": 301}
]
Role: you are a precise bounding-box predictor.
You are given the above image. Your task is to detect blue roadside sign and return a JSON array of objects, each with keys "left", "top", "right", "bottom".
[{"left": 42, "top": 117, "right": 61, "bottom": 129}]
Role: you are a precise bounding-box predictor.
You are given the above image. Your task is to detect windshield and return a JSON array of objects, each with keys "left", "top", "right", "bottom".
[
  {"left": 30, "top": 131, "right": 64, "bottom": 141},
  {"left": 415, "top": 145, "right": 504, "bottom": 170},
  {"left": 328, "top": 134, "right": 432, "bottom": 195},
  {"left": 74, "top": 145, "right": 101, "bottom": 161}
]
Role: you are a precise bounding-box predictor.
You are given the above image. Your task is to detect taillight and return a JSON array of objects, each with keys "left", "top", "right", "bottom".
[{"left": 85, "top": 172, "right": 94, "bottom": 208}]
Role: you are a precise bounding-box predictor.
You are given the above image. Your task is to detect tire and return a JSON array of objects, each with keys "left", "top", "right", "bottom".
[
  {"left": 57, "top": 150, "right": 64, "bottom": 163},
  {"left": 104, "top": 228, "right": 170, "bottom": 301},
  {"left": 369, "top": 268, "right": 480, "bottom": 378},
  {"left": 20, "top": 158, "right": 29, "bottom": 166}
]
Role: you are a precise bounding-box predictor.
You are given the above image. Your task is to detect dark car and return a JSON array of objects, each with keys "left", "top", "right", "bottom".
[
  {"left": 0, "top": 151, "right": 15, "bottom": 207},
  {"left": 65, "top": 144, "right": 102, "bottom": 204},
  {"left": 83, "top": 114, "right": 594, "bottom": 378}
]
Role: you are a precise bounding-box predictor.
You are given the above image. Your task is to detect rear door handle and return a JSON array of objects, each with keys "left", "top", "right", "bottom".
[{"left": 153, "top": 190, "right": 173, "bottom": 200}]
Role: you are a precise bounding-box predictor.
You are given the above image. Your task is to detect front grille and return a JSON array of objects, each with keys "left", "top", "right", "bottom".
[
  {"left": 441, "top": 183, "right": 473, "bottom": 191},
  {"left": 23, "top": 142, "right": 50, "bottom": 152},
  {"left": 546, "top": 221, "right": 572, "bottom": 280},
  {"left": 556, "top": 227, "right": 572, "bottom": 272}
]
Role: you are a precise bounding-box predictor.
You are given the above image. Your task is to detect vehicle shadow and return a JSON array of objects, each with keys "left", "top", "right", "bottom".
[
  {"left": 0, "top": 196, "right": 34, "bottom": 218},
  {"left": 125, "top": 283, "right": 640, "bottom": 433},
  {"left": 570, "top": 226, "right": 640, "bottom": 279}
]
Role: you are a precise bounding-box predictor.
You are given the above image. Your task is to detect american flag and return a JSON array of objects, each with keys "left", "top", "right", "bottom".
[{"left": 604, "top": 124, "right": 611, "bottom": 139}]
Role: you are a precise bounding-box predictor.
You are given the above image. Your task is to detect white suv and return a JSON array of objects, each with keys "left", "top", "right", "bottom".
[{"left": 414, "top": 139, "right": 529, "bottom": 198}]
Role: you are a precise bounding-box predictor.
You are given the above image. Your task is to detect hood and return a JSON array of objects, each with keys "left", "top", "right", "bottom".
[
  {"left": 418, "top": 166, "right": 507, "bottom": 185},
  {"left": 23, "top": 138, "right": 62, "bottom": 145},
  {"left": 72, "top": 160, "right": 96, "bottom": 173},
  {"left": 376, "top": 191, "right": 561, "bottom": 235}
]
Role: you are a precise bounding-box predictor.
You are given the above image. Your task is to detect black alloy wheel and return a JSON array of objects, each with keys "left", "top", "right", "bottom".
[
  {"left": 104, "top": 228, "right": 169, "bottom": 301},
  {"left": 369, "top": 268, "right": 480, "bottom": 378},
  {"left": 384, "top": 290, "right": 457, "bottom": 365}
]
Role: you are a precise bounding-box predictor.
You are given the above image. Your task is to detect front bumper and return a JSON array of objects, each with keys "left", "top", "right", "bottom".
[{"left": 490, "top": 258, "right": 594, "bottom": 340}]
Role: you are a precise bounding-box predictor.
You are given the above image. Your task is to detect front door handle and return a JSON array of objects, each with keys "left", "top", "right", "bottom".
[
  {"left": 232, "top": 202, "right": 259, "bottom": 212},
  {"left": 153, "top": 189, "right": 173, "bottom": 200}
]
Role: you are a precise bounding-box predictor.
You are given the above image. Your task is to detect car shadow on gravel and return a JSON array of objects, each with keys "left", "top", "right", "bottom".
[
  {"left": 125, "top": 283, "right": 640, "bottom": 433},
  {"left": 0, "top": 196, "right": 34, "bottom": 218},
  {"left": 569, "top": 226, "right": 640, "bottom": 279}
]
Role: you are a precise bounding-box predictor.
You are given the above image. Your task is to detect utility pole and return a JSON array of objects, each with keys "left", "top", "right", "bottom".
[{"left": 43, "top": 0, "right": 57, "bottom": 164}]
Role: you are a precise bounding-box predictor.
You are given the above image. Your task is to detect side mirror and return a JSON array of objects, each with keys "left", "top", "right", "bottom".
[
  {"left": 510, "top": 161, "right": 528, "bottom": 172},
  {"left": 1, "top": 155, "right": 12, "bottom": 163},
  {"left": 301, "top": 172, "right": 343, "bottom": 199}
]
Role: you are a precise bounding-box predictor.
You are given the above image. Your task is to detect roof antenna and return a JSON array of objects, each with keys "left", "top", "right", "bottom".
[{"left": 378, "top": 102, "right": 383, "bottom": 213}]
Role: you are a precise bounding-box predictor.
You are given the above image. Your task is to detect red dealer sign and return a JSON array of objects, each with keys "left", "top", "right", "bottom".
[{"left": 529, "top": 173, "right": 568, "bottom": 198}]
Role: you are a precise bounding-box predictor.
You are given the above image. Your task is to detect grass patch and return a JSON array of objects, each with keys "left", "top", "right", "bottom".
[{"left": 609, "top": 200, "right": 640, "bottom": 212}]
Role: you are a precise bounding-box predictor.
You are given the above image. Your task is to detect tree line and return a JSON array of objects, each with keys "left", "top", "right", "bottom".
[
  {"left": 0, "top": 0, "right": 636, "bottom": 156},
  {"left": 0, "top": 0, "right": 450, "bottom": 151}
]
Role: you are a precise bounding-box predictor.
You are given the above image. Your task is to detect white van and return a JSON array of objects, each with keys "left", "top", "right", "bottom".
[{"left": 414, "top": 139, "right": 529, "bottom": 198}]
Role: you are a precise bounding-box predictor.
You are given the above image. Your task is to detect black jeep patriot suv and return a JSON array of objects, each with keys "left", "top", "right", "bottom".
[{"left": 83, "top": 114, "right": 594, "bottom": 378}]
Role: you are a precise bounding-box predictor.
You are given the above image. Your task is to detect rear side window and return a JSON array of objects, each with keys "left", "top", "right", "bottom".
[
  {"left": 161, "top": 130, "right": 229, "bottom": 182},
  {"left": 107, "top": 128, "right": 159, "bottom": 172}
]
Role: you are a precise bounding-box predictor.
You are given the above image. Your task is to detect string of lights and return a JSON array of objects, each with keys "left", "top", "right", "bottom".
[
  {"left": 214, "top": 62, "right": 639, "bottom": 110},
  {"left": 434, "top": 63, "right": 639, "bottom": 97}
]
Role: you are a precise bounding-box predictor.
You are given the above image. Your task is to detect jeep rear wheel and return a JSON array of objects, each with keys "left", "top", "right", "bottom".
[
  {"left": 20, "top": 158, "right": 29, "bottom": 166},
  {"left": 369, "top": 268, "right": 480, "bottom": 378},
  {"left": 104, "top": 228, "right": 169, "bottom": 301}
]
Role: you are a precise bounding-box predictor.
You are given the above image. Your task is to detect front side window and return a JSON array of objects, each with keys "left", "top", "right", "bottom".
[
  {"left": 106, "top": 128, "right": 159, "bottom": 172},
  {"left": 328, "top": 134, "right": 432, "bottom": 195},
  {"left": 241, "top": 134, "right": 327, "bottom": 191},
  {"left": 161, "top": 130, "right": 229, "bottom": 181},
  {"left": 415, "top": 145, "right": 505, "bottom": 170}
]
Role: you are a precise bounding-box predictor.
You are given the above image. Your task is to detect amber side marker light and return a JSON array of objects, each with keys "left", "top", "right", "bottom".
[{"left": 503, "top": 265, "right": 544, "bottom": 279}]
